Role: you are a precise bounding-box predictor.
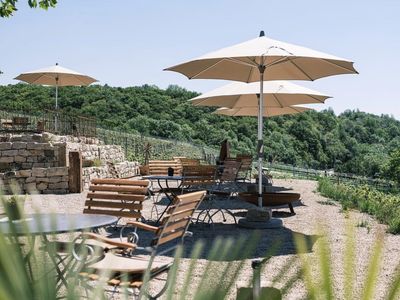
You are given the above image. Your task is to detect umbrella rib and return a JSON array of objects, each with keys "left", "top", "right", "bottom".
[
  {"left": 320, "top": 58, "right": 359, "bottom": 74},
  {"left": 287, "top": 58, "right": 314, "bottom": 81},
  {"left": 308, "top": 94, "right": 326, "bottom": 103},
  {"left": 272, "top": 94, "right": 284, "bottom": 108},
  {"left": 227, "top": 57, "right": 259, "bottom": 68},
  {"left": 190, "top": 59, "right": 225, "bottom": 79},
  {"left": 265, "top": 56, "right": 291, "bottom": 68}
]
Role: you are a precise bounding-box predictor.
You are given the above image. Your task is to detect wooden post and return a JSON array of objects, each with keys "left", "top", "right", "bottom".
[{"left": 69, "top": 151, "right": 82, "bottom": 193}]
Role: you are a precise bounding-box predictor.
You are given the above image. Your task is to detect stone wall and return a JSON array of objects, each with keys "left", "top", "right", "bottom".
[
  {"left": 0, "top": 134, "right": 63, "bottom": 171},
  {"left": 0, "top": 132, "right": 139, "bottom": 194},
  {"left": 82, "top": 161, "right": 140, "bottom": 189},
  {"left": 1, "top": 166, "right": 69, "bottom": 194},
  {"left": 66, "top": 143, "right": 125, "bottom": 166}
]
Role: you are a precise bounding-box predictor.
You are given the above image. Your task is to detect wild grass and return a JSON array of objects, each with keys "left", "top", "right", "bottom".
[{"left": 318, "top": 178, "right": 400, "bottom": 234}]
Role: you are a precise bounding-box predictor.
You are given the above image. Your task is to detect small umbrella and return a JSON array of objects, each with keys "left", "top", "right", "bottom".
[
  {"left": 166, "top": 31, "right": 358, "bottom": 208},
  {"left": 15, "top": 63, "right": 97, "bottom": 111},
  {"left": 15, "top": 63, "right": 97, "bottom": 132},
  {"left": 190, "top": 80, "right": 330, "bottom": 108},
  {"left": 213, "top": 105, "right": 313, "bottom": 117}
]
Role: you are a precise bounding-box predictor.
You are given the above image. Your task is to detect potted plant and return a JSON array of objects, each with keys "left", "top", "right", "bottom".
[{"left": 3, "top": 195, "right": 25, "bottom": 221}]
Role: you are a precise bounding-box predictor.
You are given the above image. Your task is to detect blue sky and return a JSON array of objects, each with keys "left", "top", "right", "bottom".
[{"left": 1, "top": 0, "right": 399, "bottom": 118}]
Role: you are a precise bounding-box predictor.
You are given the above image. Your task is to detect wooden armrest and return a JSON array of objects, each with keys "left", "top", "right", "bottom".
[
  {"left": 81, "top": 232, "right": 136, "bottom": 250},
  {"left": 126, "top": 221, "right": 158, "bottom": 232}
]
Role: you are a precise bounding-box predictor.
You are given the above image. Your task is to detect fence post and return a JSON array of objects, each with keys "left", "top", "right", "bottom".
[{"left": 68, "top": 151, "right": 82, "bottom": 193}]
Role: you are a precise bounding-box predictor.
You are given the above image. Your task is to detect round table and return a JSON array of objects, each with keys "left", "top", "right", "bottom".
[{"left": 0, "top": 213, "right": 118, "bottom": 235}]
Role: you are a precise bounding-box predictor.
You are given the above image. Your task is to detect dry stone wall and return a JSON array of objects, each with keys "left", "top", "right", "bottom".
[
  {"left": 1, "top": 167, "right": 69, "bottom": 194},
  {"left": 82, "top": 161, "right": 139, "bottom": 189},
  {"left": 0, "top": 132, "right": 139, "bottom": 194}
]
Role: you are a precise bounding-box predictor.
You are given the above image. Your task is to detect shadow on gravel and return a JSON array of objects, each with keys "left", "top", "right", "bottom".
[{"left": 106, "top": 222, "right": 320, "bottom": 260}]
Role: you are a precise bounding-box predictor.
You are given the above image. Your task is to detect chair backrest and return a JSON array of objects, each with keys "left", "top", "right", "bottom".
[
  {"left": 179, "top": 158, "right": 201, "bottom": 167},
  {"left": 84, "top": 178, "right": 149, "bottom": 220},
  {"left": 148, "top": 160, "right": 182, "bottom": 175},
  {"left": 236, "top": 154, "right": 253, "bottom": 180},
  {"left": 220, "top": 160, "right": 241, "bottom": 182},
  {"left": 181, "top": 165, "right": 217, "bottom": 187},
  {"left": 151, "top": 190, "right": 206, "bottom": 247}
]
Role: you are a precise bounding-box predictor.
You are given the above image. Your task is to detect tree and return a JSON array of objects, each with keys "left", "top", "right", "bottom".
[{"left": 0, "top": 0, "right": 57, "bottom": 17}]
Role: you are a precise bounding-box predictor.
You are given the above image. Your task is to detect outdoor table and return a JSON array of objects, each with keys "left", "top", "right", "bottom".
[
  {"left": 143, "top": 175, "right": 184, "bottom": 222},
  {"left": 0, "top": 213, "right": 118, "bottom": 292}
]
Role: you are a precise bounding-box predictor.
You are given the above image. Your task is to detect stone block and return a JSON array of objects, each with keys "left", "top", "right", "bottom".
[
  {"left": 22, "top": 163, "right": 33, "bottom": 169},
  {"left": 0, "top": 142, "right": 12, "bottom": 150},
  {"left": 48, "top": 182, "right": 68, "bottom": 190},
  {"left": 25, "top": 177, "right": 36, "bottom": 183},
  {"left": 18, "top": 149, "right": 31, "bottom": 156},
  {"left": 12, "top": 142, "right": 27, "bottom": 149},
  {"left": 47, "top": 167, "right": 68, "bottom": 177},
  {"left": 36, "top": 177, "right": 50, "bottom": 183},
  {"left": 0, "top": 156, "right": 14, "bottom": 163},
  {"left": 25, "top": 182, "right": 37, "bottom": 192},
  {"left": 32, "top": 168, "right": 47, "bottom": 177},
  {"left": 16, "top": 170, "right": 32, "bottom": 177},
  {"left": 27, "top": 157, "right": 38, "bottom": 163},
  {"left": 44, "top": 149, "right": 55, "bottom": 158},
  {"left": 37, "top": 182, "right": 48, "bottom": 191},
  {"left": 32, "top": 163, "right": 45, "bottom": 168},
  {"left": 48, "top": 176, "right": 62, "bottom": 183},
  {"left": 27, "top": 143, "right": 48, "bottom": 150},
  {"left": 2, "top": 150, "right": 19, "bottom": 156},
  {"left": 14, "top": 156, "right": 26, "bottom": 163}
]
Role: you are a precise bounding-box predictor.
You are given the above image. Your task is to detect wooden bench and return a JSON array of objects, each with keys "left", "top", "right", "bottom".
[
  {"left": 84, "top": 178, "right": 149, "bottom": 221},
  {"left": 148, "top": 160, "right": 182, "bottom": 176}
]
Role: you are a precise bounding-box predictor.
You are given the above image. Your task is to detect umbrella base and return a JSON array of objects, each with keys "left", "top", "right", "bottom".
[{"left": 237, "top": 217, "right": 283, "bottom": 229}]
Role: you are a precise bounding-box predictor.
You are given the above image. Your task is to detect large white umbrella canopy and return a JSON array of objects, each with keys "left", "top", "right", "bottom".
[
  {"left": 14, "top": 63, "right": 98, "bottom": 110},
  {"left": 166, "top": 31, "right": 358, "bottom": 207},
  {"left": 166, "top": 32, "right": 357, "bottom": 81},
  {"left": 191, "top": 81, "right": 330, "bottom": 108},
  {"left": 214, "top": 106, "right": 312, "bottom": 117}
]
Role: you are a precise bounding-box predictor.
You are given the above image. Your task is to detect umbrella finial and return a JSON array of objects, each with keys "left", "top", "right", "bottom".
[{"left": 259, "top": 31, "right": 265, "bottom": 37}]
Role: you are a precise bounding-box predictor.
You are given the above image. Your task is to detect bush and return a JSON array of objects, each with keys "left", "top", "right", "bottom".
[{"left": 318, "top": 178, "right": 400, "bottom": 234}]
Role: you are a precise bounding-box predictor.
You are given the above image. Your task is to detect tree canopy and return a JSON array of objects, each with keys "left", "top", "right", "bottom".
[{"left": 0, "top": 83, "right": 399, "bottom": 179}]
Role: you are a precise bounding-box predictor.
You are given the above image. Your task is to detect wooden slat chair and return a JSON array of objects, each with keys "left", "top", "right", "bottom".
[
  {"left": 84, "top": 178, "right": 149, "bottom": 223},
  {"left": 148, "top": 159, "right": 182, "bottom": 176},
  {"left": 236, "top": 154, "right": 253, "bottom": 182},
  {"left": 179, "top": 165, "right": 217, "bottom": 193},
  {"left": 179, "top": 157, "right": 201, "bottom": 167},
  {"left": 77, "top": 190, "right": 206, "bottom": 299}
]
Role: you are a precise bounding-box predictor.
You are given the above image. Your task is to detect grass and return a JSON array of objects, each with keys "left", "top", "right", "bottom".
[{"left": 318, "top": 178, "right": 400, "bottom": 234}]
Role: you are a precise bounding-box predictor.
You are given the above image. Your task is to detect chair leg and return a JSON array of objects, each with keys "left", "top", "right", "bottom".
[{"left": 288, "top": 203, "right": 295, "bottom": 214}]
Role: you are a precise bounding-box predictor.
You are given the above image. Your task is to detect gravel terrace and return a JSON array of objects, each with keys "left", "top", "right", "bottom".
[{"left": 21, "top": 179, "right": 400, "bottom": 299}]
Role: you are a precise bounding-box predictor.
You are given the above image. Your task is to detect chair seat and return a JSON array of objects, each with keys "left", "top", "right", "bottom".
[{"left": 87, "top": 252, "right": 172, "bottom": 274}]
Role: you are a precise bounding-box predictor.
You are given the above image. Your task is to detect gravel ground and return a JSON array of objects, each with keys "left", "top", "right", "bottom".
[{"left": 21, "top": 179, "right": 400, "bottom": 299}]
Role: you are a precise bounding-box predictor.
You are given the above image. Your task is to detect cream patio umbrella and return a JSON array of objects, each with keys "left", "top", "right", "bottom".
[
  {"left": 166, "top": 31, "right": 358, "bottom": 209},
  {"left": 190, "top": 80, "right": 330, "bottom": 108},
  {"left": 15, "top": 63, "right": 98, "bottom": 111},
  {"left": 213, "top": 105, "right": 312, "bottom": 117}
]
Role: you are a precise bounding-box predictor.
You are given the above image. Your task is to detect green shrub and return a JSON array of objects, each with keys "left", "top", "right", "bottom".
[{"left": 318, "top": 178, "right": 400, "bottom": 234}]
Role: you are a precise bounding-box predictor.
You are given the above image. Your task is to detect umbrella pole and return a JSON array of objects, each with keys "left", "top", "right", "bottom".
[
  {"left": 257, "top": 66, "right": 266, "bottom": 208},
  {"left": 55, "top": 78, "right": 58, "bottom": 132}
]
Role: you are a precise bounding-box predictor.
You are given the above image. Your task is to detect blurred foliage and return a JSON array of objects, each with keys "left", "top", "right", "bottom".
[
  {"left": 1, "top": 83, "right": 400, "bottom": 179},
  {"left": 0, "top": 0, "right": 57, "bottom": 17}
]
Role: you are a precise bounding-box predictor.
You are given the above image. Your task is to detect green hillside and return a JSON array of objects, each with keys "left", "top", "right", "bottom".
[{"left": 1, "top": 83, "right": 400, "bottom": 178}]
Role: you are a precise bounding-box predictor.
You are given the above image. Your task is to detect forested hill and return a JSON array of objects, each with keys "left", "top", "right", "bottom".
[{"left": 1, "top": 83, "right": 400, "bottom": 178}]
